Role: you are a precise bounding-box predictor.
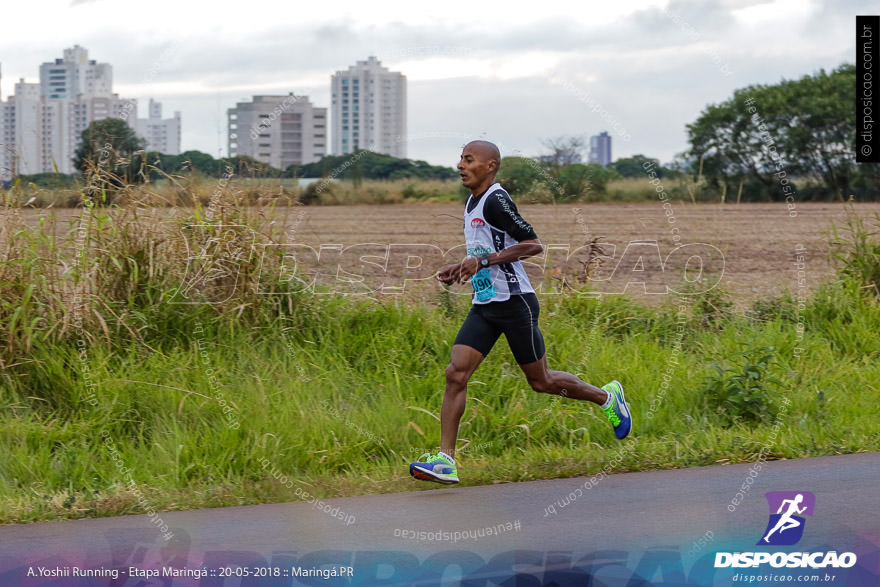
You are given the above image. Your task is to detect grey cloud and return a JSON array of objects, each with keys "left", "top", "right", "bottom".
[{"left": 805, "top": 0, "right": 876, "bottom": 38}]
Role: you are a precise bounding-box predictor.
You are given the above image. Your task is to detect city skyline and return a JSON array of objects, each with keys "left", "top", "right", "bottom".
[
  {"left": 0, "top": 45, "right": 180, "bottom": 179},
  {"left": 0, "top": 0, "right": 864, "bottom": 167}
]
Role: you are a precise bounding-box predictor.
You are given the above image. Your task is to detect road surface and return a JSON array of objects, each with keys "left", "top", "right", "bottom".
[{"left": 1, "top": 452, "right": 878, "bottom": 586}]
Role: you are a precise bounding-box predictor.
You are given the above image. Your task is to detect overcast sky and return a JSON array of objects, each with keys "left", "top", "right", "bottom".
[{"left": 0, "top": 0, "right": 866, "bottom": 167}]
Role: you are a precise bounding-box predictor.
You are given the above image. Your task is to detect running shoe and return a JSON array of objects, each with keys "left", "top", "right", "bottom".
[
  {"left": 409, "top": 452, "right": 459, "bottom": 484},
  {"left": 601, "top": 380, "right": 632, "bottom": 440}
]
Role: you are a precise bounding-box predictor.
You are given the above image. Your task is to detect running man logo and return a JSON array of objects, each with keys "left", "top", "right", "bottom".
[
  {"left": 758, "top": 491, "right": 816, "bottom": 546},
  {"left": 470, "top": 218, "right": 486, "bottom": 227}
]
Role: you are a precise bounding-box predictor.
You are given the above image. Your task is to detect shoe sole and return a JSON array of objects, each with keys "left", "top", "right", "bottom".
[
  {"left": 410, "top": 465, "right": 459, "bottom": 485},
  {"left": 611, "top": 379, "right": 632, "bottom": 440}
]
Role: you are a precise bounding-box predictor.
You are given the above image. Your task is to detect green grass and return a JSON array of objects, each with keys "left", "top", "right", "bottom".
[
  {"left": 1, "top": 287, "right": 878, "bottom": 524},
  {"left": 1, "top": 186, "right": 878, "bottom": 524}
]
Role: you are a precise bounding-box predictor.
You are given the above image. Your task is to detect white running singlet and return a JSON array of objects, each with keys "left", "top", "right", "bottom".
[{"left": 463, "top": 183, "right": 536, "bottom": 305}]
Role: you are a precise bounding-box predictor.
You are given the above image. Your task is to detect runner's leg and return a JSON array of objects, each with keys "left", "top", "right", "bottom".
[
  {"left": 503, "top": 294, "right": 608, "bottom": 404},
  {"left": 442, "top": 305, "right": 500, "bottom": 459},
  {"left": 441, "top": 344, "right": 485, "bottom": 459},
  {"left": 519, "top": 355, "right": 608, "bottom": 404}
]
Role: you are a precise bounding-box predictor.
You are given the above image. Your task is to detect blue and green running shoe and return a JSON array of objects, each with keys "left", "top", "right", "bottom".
[
  {"left": 409, "top": 452, "right": 459, "bottom": 484},
  {"left": 601, "top": 380, "right": 632, "bottom": 440}
]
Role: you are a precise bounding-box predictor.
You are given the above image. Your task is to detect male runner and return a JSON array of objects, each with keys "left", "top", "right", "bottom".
[{"left": 409, "top": 140, "right": 632, "bottom": 484}]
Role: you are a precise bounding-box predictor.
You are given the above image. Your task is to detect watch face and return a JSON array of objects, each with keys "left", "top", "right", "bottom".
[{"left": 481, "top": 257, "right": 489, "bottom": 267}]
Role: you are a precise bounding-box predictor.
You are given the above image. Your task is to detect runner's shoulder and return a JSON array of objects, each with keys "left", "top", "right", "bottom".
[
  {"left": 486, "top": 186, "right": 513, "bottom": 202},
  {"left": 484, "top": 187, "right": 517, "bottom": 214}
]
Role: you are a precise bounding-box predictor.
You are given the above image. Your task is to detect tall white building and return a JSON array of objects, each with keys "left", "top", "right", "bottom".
[
  {"left": 331, "top": 56, "right": 406, "bottom": 158},
  {"left": 137, "top": 99, "right": 181, "bottom": 155},
  {"left": 0, "top": 69, "right": 11, "bottom": 183},
  {"left": 0, "top": 46, "right": 145, "bottom": 180},
  {"left": 227, "top": 94, "right": 326, "bottom": 170}
]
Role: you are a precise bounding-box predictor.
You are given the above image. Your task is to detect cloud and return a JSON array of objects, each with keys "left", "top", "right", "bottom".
[{"left": 0, "top": 0, "right": 861, "bottom": 166}]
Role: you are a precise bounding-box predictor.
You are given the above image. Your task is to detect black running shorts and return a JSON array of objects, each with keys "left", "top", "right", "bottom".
[{"left": 453, "top": 293, "right": 546, "bottom": 364}]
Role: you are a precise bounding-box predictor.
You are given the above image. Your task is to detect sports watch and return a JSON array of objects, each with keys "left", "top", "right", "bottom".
[{"left": 479, "top": 254, "right": 491, "bottom": 268}]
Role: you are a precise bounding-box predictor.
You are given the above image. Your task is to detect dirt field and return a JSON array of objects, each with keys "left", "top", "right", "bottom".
[
  {"left": 18, "top": 201, "right": 880, "bottom": 307},
  {"left": 278, "top": 201, "right": 880, "bottom": 306}
]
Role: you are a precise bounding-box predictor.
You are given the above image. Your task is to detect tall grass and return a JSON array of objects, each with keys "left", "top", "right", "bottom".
[
  {"left": 2, "top": 175, "right": 463, "bottom": 208},
  {"left": 313, "top": 178, "right": 461, "bottom": 204},
  {"left": 831, "top": 210, "right": 880, "bottom": 297},
  {"left": 1, "top": 179, "right": 878, "bottom": 524}
]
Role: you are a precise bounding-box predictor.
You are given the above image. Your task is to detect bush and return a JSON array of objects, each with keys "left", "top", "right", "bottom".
[
  {"left": 831, "top": 211, "right": 880, "bottom": 298},
  {"left": 701, "top": 343, "right": 782, "bottom": 427},
  {"left": 300, "top": 180, "right": 328, "bottom": 205}
]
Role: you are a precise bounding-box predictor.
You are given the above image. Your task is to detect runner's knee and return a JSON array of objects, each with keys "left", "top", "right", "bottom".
[
  {"left": 528, "top": 376, "right": 553, "bottom": 394},
  {"left": 445, "top": 363, "right": 469, "bottom": 389}
]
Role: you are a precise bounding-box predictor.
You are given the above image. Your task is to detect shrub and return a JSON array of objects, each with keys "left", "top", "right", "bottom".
[{"left": 701, "top": 343, "right": 782, "bottom": 426}]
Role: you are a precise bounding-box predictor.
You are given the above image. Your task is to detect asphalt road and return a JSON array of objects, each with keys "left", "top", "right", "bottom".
[{"left": 1, "top": 452, "right": 877, "bottom": 586}]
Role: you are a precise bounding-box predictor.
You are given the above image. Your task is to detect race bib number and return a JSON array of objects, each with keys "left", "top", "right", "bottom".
[{"left": 470, "top": 268, "right": 495, "bottom": 302}]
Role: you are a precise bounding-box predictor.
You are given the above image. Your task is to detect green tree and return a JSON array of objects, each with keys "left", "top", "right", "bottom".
[
  {"left": 496, "top": 156, "right": 546, "bottom": 196},
  {"left": 612, "top": 154, "right": 666, "bottom": 178},
  {"left": 74, "top": 118, "right": 145, "bottom": 191},
  {"left": 297, "top": 151, "right": 456, "bottom": 180},
  {"left": 179, "top": 150, "right": 222, "bottom": 177},
  {"left": 686, "top": 63, "right": 879, "bottom": 200},
  {"left": 554, "top": 163, "right": 618, "bottom": 200}
]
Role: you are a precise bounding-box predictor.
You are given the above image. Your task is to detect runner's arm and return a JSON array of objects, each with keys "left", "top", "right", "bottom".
[
  {"left": 483, "top": 192, "right": 538, "bottom": 242},
  {"left": 454, "top": 239, "right": 543, "bottom": 283}
]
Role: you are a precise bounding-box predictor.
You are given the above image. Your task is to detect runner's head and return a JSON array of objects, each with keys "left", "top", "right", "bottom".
[{"left": 458, "top": 141, "right": 501, "bottom": 194}]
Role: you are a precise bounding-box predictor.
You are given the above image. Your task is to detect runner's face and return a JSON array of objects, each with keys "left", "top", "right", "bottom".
[{"left": 457, "top": 146, "right": 495, "bottom": 191}]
